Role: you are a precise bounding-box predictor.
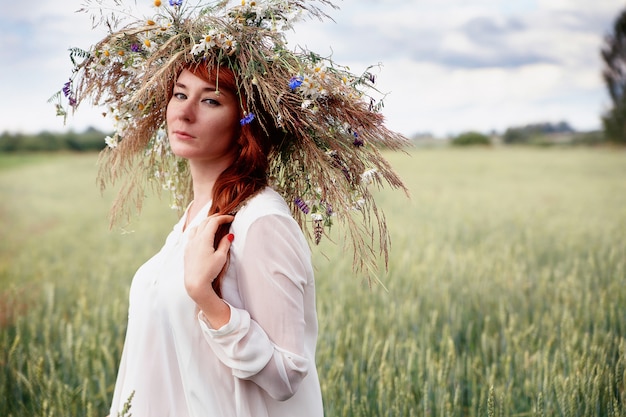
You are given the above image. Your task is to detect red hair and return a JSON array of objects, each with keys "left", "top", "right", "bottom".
[{"left": 187, "top": 64, "right": 277, "bottom": 296}]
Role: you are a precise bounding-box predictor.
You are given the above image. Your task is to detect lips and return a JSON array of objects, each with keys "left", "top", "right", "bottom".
[{"left": 172, "top": 130, "right": 195, "bottom": 140}]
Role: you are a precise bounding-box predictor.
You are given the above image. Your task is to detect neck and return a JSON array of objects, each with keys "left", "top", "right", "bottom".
[{"left": 189, "top": 156, "right": 232, "bottom": 209}]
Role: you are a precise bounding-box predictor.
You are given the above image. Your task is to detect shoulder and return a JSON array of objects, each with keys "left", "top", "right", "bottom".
[
  {"left": 231, "top": 187, "right": 296, "bottom": 236},
  {"left": 240, "top": 187, "right": 291, "bottom": 219}
]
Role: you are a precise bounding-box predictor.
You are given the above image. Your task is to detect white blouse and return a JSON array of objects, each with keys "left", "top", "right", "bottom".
[{"left": 109, "top": 187, "right": 323, "bottom": 417}]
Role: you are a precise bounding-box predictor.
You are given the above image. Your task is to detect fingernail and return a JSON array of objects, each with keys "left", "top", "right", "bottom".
[{"left": 227, "top": 233, "right": 235, "bottom": 242}]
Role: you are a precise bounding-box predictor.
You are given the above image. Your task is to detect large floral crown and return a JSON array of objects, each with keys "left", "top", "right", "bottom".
[{"left": 52, "top": 0, "right": 409, "bottom": 276}]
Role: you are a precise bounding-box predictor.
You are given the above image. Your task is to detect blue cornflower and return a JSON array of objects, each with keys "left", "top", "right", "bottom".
[
  {"left": 130, "top": 43, "right": 141, "bottom": 52},
  {"left": 240, "top": 112, "right": 255, "bottom": 126},
  {"left": 288, "top": 76, "right": 303, "bottom": 90},
  {"left": 169, "top": 0, "right": 183, "bottom": 5},
  {"left": 352, "top": 131, "right": 364, "bottom": 147}
]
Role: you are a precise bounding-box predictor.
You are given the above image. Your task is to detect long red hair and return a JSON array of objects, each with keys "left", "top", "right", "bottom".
[{"left": 187, "top": 64, "right": 279, "bottom": 296}]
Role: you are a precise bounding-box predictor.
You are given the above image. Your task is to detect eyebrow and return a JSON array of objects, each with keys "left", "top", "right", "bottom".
[{"left": 174, "top": 81, "right": 226, "bottom": 95}]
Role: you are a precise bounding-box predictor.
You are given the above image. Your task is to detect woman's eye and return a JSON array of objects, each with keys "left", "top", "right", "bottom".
[
  {"left": 173, "top": 92, "right": 187, "bottom": 100},
  {"left": 202, "top": 98, "right": 219, "bottom": 106}
]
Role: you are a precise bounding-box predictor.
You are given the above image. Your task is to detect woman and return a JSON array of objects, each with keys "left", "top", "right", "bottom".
[
  {"left": 56, "top": 1, "right": 408, "bottom": 416},
  {"left": 108, "top": 64, "right": 323, "bottom": 416}
]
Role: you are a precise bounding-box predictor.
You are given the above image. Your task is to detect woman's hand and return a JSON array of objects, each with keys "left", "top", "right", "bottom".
[{"left": 185, "top": 214, "right": 234, "bottom": 328}]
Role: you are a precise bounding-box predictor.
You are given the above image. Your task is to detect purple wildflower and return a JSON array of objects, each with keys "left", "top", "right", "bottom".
[
  {"left": 322, "top": 201, "right": 333, "bottom": 216},
  {"left": 62, "top": 81, "right": 77, "bottom": 107},
  {"left": 288, "top": 76, "right": 303, "bottom": 90},
  {"left": 294, "top": 197, "right": 310, "bottom": 214},
  {"left": 169, "top": 0, "right": 183, "bottom": 5},
  {"left": 130, "top": 43, "right": 141, "bottom": 53},
  {"left": 330, "top": 153, "right": 352, "bottom": 182},
  {"left": 352, "top": 131, "right": 364, "bottom": 147},
  {"left": 62, "top": 81, "right": 72, "bottom": 97},
  {"left": 240, "top": 113, "right": 255, "bottom": 126}
]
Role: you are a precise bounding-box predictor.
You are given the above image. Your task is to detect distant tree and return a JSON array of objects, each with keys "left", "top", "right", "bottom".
[
  {"left": 601, "top": 8, "right": 626, "bottom": 144},
  {"left": 503, "top": 121, "right": 574, "bottom": 144},
  {"left": 0, "top": 131, "right": 19, "bottom": 152},
  {"left": 503, "top": 127, "right": 529, "bottom": 144},
  {"left": 451, "top": 131, "right": 491, "bottom": 146},
  {"left": 65, "top": 128, "right": 108, "bottom": 151},
  {"left": 571, "top": 130, "right": 606, "bottom": 146}
]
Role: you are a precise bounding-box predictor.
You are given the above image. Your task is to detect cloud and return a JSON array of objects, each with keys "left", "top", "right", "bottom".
[
  {"left": 463, "top": 15, "right": 527, "bottom": 41},
  {"left": 0, "top": 0, "right": 623, "bottom": 136},
  {"left": 372, "top": 59, "right": 607, "bottom": 136},
  {"left": 0, "top": 0, "right": 112, "bottom": 133},
  {"left": 292, "top": 1, "right": 617, "bottom": 69},
  {"left": 283, "top": 0, "right": 622, "bottom": 135}
]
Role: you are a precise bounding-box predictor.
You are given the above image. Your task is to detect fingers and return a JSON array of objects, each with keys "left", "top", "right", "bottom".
[
  {"left": 215, "top": 233, "right": 235, "bottom": 257},
  {"left": 184, "top": 220, "right": 234, "bottom": 293},
  {"left": 198, "top": 214, "right": 235, "bottom": 233},
  {"left": 190, "top": 213, "right": 234, "bottom": 230},
  {"left": 189, "top": 214, "right": 234, "bottom": 251},
  {"left": 209, "top": 213, "right": 235, "bottom": 223}
]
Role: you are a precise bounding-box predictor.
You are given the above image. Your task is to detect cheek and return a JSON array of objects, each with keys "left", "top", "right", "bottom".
[
  {"left": 217, "top": 117, "right": 241, "bottom": 152},
  {"left": 165, "top": 100, "right": 174, "bottom": 126},
  {"left": 214, "top": 108, "right": 241, "bottom": 135},
  {"left": 230, "top": 106, "right": 243, "bottom": 129},
  {"left": 228, "top": 115, "right": 243, "bottom": 144}
]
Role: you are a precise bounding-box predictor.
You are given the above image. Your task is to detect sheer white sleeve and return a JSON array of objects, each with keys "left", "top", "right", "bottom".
[{"left": 198, "top": 214, "right": 313, "bottom": 400}]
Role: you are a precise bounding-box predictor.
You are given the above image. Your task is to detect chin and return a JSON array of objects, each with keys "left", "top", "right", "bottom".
[{"left": 169, "top": 141, "right": 192, "bottom": 158}]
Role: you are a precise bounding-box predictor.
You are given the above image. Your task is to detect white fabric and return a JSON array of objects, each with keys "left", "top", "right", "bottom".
[{"left": 109, "top": 187, "right": 323, "bottom": 417}]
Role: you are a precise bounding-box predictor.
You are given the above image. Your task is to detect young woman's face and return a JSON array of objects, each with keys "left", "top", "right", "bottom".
[{"left": 166, "top": 69, "right": 240, "bottom": 164}]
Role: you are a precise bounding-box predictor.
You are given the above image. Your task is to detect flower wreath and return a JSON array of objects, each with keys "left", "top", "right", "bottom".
[{"left": 52, "top": 0, "right": 409, "bottom": 277}]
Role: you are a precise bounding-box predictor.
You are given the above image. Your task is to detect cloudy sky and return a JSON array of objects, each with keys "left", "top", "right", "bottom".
[{"left": 0, "top": 0, "right": 622, "bottom": 137}]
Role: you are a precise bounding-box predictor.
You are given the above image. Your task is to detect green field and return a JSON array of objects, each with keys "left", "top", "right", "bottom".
[{"left": 1, "top": 148, "right": 625, "bottom": 416}]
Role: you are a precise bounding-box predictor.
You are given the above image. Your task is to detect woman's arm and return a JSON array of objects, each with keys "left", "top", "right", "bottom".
[{"left": 198, "top": 215, "right": 313, "bottom": 400}]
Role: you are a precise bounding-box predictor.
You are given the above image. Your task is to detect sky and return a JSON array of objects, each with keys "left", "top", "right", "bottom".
[{"left": 0, "top": 0, "right": 623, "bottom": 138}]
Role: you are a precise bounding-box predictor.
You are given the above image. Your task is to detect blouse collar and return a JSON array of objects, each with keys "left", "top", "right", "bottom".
[{"left": 178, "top": 200, "right": 214, "bottom": 233}]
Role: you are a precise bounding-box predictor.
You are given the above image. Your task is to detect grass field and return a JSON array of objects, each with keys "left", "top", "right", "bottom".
[{"left": 1, "top": 148, "right": 625, "bottom": 416}]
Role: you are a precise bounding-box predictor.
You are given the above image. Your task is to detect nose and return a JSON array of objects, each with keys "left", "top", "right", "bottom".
[{"left": 171, "top": 98, "right": 195, "bottom": 123}]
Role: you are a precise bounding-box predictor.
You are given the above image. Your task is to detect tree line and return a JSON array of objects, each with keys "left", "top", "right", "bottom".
[
  {"left": 445, "top": 122, "right": 605, "bottom": 147},
  {"left": 0, "top": 128, "right": 110, "bottom": 152},
  {"left": 0, "top": 123, "right": 607, "bottom": 152}
]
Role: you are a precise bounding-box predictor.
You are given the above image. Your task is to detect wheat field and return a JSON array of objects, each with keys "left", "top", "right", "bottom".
[{"left": 1, "top": 147, "right": 625, "bottom": 416}]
